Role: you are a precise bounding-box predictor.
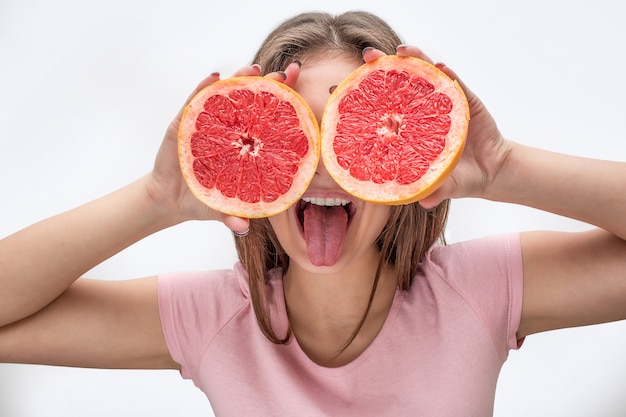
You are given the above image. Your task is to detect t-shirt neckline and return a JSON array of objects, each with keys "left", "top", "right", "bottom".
[{"left": 270, "top": 269, "right": 405, "bottom": 373}]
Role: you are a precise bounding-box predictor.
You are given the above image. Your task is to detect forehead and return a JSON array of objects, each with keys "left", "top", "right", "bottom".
[{"left": 293, "top": 56, "right": 362, "bottom": 121}]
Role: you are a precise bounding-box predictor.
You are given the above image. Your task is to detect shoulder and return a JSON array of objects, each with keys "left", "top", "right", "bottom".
[
  {"left": 423, "top": 233, "right": 522, "bottom": 280},
  {"left": 156, "top": 263, "right": 256, "bottom": 377},
  {"left": 410, "top": 233, "right": 524, "bottom": 355},
  {"left": 417, "top": 233, "right": 523, "bottom": 308},
  {"left": 158, "top": 262, "right": 251, "bottom": 304},
  {"left": 156, "top": 263, "right": 252, "bottom": 347}
]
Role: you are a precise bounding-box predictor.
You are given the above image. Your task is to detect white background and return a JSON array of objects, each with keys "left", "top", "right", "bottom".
[{"left": 1, "top": 0, "right": 626, "bottom": 415}]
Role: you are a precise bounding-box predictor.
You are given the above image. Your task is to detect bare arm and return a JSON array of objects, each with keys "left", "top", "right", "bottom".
[
  {"left": 485, "top": 143, "right": 626, "bottom": 241},
  {"left": 0, "top": 176, "right": 177, "bottom": 328},
  {"left": 0, "top": 70, "right": 258, "bottom": 368},
  {"left": 0, "top": 63, "right": 293, "bottom": 369},
  {"left": 491, "top": 144, "right": 626, "bottom": 338},
  {"left": 393, "top": 46, "right": 626, "bottom": 339},
  {"left": 0, "top": 174, "right": 186, "bottom": 369},
  {"left": 0, "top": 276, "right": 177, "bottom": 369}
]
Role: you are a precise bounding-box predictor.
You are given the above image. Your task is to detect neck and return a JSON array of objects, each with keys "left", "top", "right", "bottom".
[{"left": 283, "top": 251, "right": 397, "bottom": 366}]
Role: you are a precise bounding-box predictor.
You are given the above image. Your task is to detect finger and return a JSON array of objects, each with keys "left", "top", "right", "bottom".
[
  {"left": 435, "top": 62, "right": 467, "bottom": 89},
  {"left": 280, "top": 60, "right": 301, "bottom": 88},
  {"left": 264, "top": 59, "right": 301, "bottom": 86},
  {"left": 435, "top": 62, "right": 481, "bottom": 110},
  {"left": 264, "top": 70, "right": 288, "bottom": 83},
  {"left": 170, "top": 72, "right": 221, "bottom": 126},
  {"left": 221, "top": 215, "right": 250, "bottom": 235},
  {"left": 192, "top": 72, "right": 221, "bottom": 94},
  {"left": 418, "top": 181, "right": 454, "bottom": 210},
  {"left": 396, "top": 45, "right": 435, "bottom": 64},
  {"left": 233, "top": 64, "right": 262, "bottom": 77},
  {"left": 363, "top": 47, "right": 386, "bottom": 63},
  {"left": 182, "top": 72, "right": 220, "bottom": 105}
]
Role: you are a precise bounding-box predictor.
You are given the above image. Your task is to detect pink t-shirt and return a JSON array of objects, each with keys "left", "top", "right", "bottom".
[{"left": 158, "top": 233, "right": 523, "bottom": 416}]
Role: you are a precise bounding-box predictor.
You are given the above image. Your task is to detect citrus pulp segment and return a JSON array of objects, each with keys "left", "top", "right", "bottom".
[
  {"left": 178, "top": 76, "right": 320, "bottom": 218},
  {"left": 320, "top": 55, "right": 470, "bottom": 204}
]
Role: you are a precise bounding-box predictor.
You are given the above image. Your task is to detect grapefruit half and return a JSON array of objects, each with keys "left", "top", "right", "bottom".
[
  {"left": 320, "top": 55, "right": 470, "bottom": 204},
  {"left": 178, "top": 76, "right": 320, "bottom": 218}
]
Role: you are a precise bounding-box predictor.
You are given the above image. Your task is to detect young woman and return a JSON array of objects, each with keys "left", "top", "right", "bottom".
[{"left": 1, "top": 11, "right": 625, "bottom": 416}]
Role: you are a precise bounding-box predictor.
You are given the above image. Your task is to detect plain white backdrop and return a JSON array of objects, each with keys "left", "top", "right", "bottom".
[{"left": 1, "top": 0, "right": 626, "bottom": 415}]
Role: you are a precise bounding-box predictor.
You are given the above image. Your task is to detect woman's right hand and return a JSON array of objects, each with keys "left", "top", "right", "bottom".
[
  {"left": 0, "top": 63, "right": 302, "bottom": 357},
  {"left": 147, "top": 69, "right": 252, "bottom": 232},
  {"left": 147, "top": 61, "right": 301, "bottom": 232}
]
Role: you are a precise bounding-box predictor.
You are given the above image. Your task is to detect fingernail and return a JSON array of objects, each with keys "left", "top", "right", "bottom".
[
  {"left": 362, "top": 46, "right": 374, "bottom": 56},
  {"left": 285, "top": 61, "right": 300, "bottom": 71},
  {"left": 329, "top": 85, "right": 337, "bottom": 94},
  {"left": 210, "top": 72, "right": 220, "bottom": 77},
  {"left": 277, "top": 71, "right": 287, "bottom": 80},
  {"left": 251, "top": 64, "right": 262, "bottom": 73}
]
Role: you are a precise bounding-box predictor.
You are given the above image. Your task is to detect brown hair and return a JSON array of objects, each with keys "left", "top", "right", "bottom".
[{"left": 234, "top": 11, "right": 450, "bottom": 345}]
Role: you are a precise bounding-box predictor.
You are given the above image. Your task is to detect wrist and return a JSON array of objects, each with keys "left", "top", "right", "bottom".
[
  {"left": 138, "top": 173, "right": 191, "bottom": 229},
  {"left": 478, "top": 139, "right": 519, "bottom": 203}
]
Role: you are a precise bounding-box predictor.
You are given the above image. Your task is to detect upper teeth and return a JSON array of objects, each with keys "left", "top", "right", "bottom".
[{"left": 302, "top": 197, "right": 349, "bottom": 206}]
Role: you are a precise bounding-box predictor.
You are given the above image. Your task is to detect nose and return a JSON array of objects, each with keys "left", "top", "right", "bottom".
[
  {"left": 310, "top": 156, "right": 343, "bottom": 189},
  {"left": 316, "top": 157, "right": 329, "bottom": 176}
]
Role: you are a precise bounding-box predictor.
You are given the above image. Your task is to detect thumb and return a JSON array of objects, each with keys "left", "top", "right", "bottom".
[{"left": 418, "top": 178, "right": 457, "bottom": 210}]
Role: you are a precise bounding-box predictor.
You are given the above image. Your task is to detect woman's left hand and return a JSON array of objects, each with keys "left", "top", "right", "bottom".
[{"left": 363, "top": 46, "right": 512, "bottom": 209}]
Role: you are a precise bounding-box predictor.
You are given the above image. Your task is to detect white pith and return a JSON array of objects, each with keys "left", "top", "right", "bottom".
[{"left": 232, "top": 136, "right": 263, "bottom": 157}]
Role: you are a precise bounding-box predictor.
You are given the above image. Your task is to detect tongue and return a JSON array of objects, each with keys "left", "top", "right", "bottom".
[{"left": 303, "top": 204, "right": 348, "bottom": 266}]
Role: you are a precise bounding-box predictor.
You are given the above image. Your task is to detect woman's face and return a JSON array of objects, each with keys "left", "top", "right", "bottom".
[{"left": 268, "top": 55, "right": 391, "bottom": 273}]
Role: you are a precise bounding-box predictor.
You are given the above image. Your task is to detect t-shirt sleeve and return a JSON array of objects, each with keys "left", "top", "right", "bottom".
[
  {"left": 157, "top": 265, "right": 249, "bottom": 380},
  {"left": 426, "top": 233, "right": 524, "bottom": 360}
]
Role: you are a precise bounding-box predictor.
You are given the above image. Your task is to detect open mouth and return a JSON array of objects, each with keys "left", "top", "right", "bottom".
[
  {"left": 295, "top": 197, "right": 355, "bottom": 231},
  {"left": 294, "top": 196, "right": 356, "bottom": 266}
]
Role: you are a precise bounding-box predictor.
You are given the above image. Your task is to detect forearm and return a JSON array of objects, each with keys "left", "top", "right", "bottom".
[
  {"left": 485, "top": 141, "right": 626, "bottom": 239},
  {"left": 0, "top": 174, "right": 180, "bottom": 326}
]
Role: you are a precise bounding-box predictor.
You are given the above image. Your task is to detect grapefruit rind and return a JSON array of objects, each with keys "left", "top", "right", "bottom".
[
  {"left": 320, "top": 55, "right": 470, "bottom": 204},
  {"left": 178, "top": 76, "right": 320, "bottom": 218}
]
